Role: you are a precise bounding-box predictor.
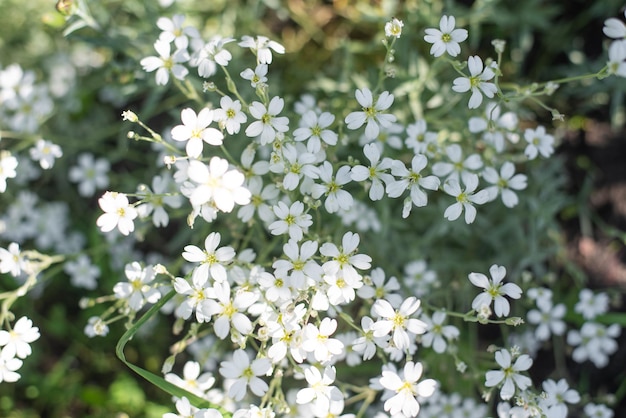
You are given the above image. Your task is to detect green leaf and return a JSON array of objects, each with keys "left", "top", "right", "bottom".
[{"left": 115, "top": 290, "right": 231, "bottom": 417}]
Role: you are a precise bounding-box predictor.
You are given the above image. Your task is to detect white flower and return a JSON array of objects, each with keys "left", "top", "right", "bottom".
[
  {"left": 173, "top": 269, "right": 212, "bottom": 322},
  {"left": 372, "top": 297, "right": 428, "bottom": 350},
  {"left": 240, "top": 64, "right": 268, "bottom": 88},
  {"left": 352, "top": 316, "right": 387, "bottom": 361},
  {"left": 136, "top": 174, "right": 182, "bottom": 227},
  {"left": 165, "top": 361, "right": 215, "bottom": 398},
  {"left": 183, "top": 232, "right": 235, "bottom": 283},
  {"left": 29, "top": 139, "right": 62, "bottom": 169},
  {"left": 140, "top": 39, "right": 189, "bottom": 85},
  {"left": 96, "top": 191, "right": 138, "bottom": 236},
  {"left": 379, "top": 361, "right": 437, "bottom": 416},
  {"left": 345, "top": 88, "right": 396, "bottom": 140},
  {"left": 214, "top": 96, "right": 247, "bottom": 135},
  {"left": 424, "top": 15, "right": 468, "bottom": 57},
  {"left": 311, "top": 161, "right": 353, "bottom": 213},
  {"left": 0, "top": 242, "right": 25, "bottom": 277},
  {"left": 452, "top": 56, "right": 497, "bottom": 109},
  {"left": 468, "top": 102, "right": 519, "bottom": 153},
  {"left": 293, "top": 110, "right": 337, "bottom": 153},
  {"left": 64, "top": 254, "right": 100, "bottom": 290},
  {"left": 320, "top": 231, "right": 371, "bottom": 284},
  {"left": 386, "top": 154, "right": 440, "bottom": 215},
  {"left": 84, "top": 316, "right": 109, "bottom": 337},
  {"left": 527, "top": 299, "right": 566, "bottom": 341},
  {"left": 432, "top": 144, "right": 483, "bottom": 183},
  {"left": 219, "top": 349, "right": 271, "bottom": 401},
  {"left": 186, "top": 157, "right": 251, "bottom": 212},
  {"left": 357, "top": 268, "right": 402, "bottom": 307},
  {"left": 268, "top": 201, "right": 312, "bottom": 241},
  {"left": 351, "top": 143, "right": 394, "bottom": 201},
  {"left": 468, "top": 264, "right": 522, "bottom": 317},
  {"left": 607, "top": 39, "right": 626, "bottom": 77},
  {"left": 523, "top": 126, "right": 554, "bottom": 160},
  {"left": 442, "top": 172, "right": 490, "bottom": 224},
  {"left": 0, "top": 151, "right": 18, "bottom": 193},
  {"left": 272, "top": 239, "right": 322, "bottom": 291},
  {"left": 0, "top": 317, "right": 40, "bottom": 359},
  {"left": 583, "top": 403, "right": 614, "bottom": 418},
  {"left": 385, "top": 18, "right": 404, "bottom": 38},
  {"left": 485, "top": 349, "right": 533, "bottom": 400},
  {"left": 539, "top": 378, "right": 580, "bottom": 418},
  {"left": 421, "top": 311, "right": 460, "bottom": 353},
  {"left": 163, "top": 396, "right": 222, "bottom": 418},
  {"left": 296, "top": 366, "right": 342, "bottom": 413},
  {"left": 190, "top": 35, "right": 234, "bottom": 78},
  {"left": 113, "top": 262, "right": 161, "bottom": 311},
  {"left": 157, "top": 14, "right": 200, "bottom": 49},
  {"left": 482, "top": 161, "right": 527, "bottom": 208},
  {"left": 202, "top": 281, "right": 258, "bottom": 339},
  {"left": 245, "top": 97, "right": 289, "bottom": 145},
  {"left": 277, "top": 143, "right": 319, "bottom": 191},
  {"left": 0, "top": 351, "right": 22, "bottom": 383},
  {"left": 603, "top": 10, "right": 626, "bottom": 39},
  {"left": 238, "top": 35, "right": 285, "bottom": 64},
  {"left": 68, "top": 153, "right": 110, "bottom": 197},
  {"left": 302, "top": 317, "right": 344, "bottom": 364},
  {"left": 171, "top": 108, "right": 224, "bottom": 158},
  {"left": 567, "top": 322, "right": 621, "bottom": 368},
  {"left": 405, "top": 120, "right": 439, "bottom": 156},
  {"left": 575, "top": 288, "right": 609, "bottom": 320}
]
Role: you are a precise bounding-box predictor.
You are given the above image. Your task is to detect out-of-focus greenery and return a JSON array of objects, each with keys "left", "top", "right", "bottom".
[{"left": 0, "top": 0, "right": 624, "bottom": 417}]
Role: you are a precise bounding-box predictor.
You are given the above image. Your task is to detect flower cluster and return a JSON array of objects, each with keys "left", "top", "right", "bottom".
[{"left": 1, "top": 5, "right": 625, "bottom": 418}]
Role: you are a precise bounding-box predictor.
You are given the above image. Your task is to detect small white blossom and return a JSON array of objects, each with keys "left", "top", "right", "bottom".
[
  {"left": 68, "top": 153, "right": 110, "bottom": 197},
  {"left": 214, "top": 96, "right": 247, "bottom": 135},
  {"left": 421, "top": 311, "right": 460, "bottom": 353},
  {"left": 157, "top": 14, "right": 200, "bottom": 49},
  {"left": 452, "top": 56, "right": 497, "bottom": 109},
  {"left": 385, "top": 18, "right": 404, "bottom": 38},
  {"left": 29, "top": 139, "right": 62, "bottom": 169},
  {"left": 0, "top": 317, "right": 40, "bottom": 359},
  {"left": 268, "top": 201, "right": 312, "bottom": 241},
  {"left": 96, "top": 191, "right": 138, "bottom": 236},
  {"left": 523, "top": 126, "right": 554, "bottom": 160},
  {"left": 443, "top": 172, "right": 489, "bottom": 224},
  {"left": 246, "top": 97, "right": 289, "bottom": 145},
  {"left": 482, "top": 161, "right": 527, "bottom": 208},
  {"left": 240, "top": 64, "right": 268, "bottom": 88},
  {"left": 311, "top": 161, "right": 353, "bottom": 213},
  {"left": 468, "top": 264, "right": 522, "bottom": 318},
  {"left": 567, "top": 322, "right": 621, "bottom": 368},
  {"left": 238, "top": 35, "right": 285, "bottom": 64},
  {"left": 345, "top": 88, "right": 396, "bottom": 140},
  {"left": 171, "top": 108, "right": 224, "bottom": 158},
  {"left": 0, "top": 151, "right": 18, "bottom": 193},
  {"left": 539, "top": 378, "right": 580, "bottom": 418},
  {"left": 485, "top": 349, "right": 533, "bottom": 400},
  {"left": 140, "top": 39, "right": 189, "bottom": 85},
  {"left": 113, "top": 262, "right": 161, "bottom": 311},
  {"left": 372, "top": 297, "right": 428, "bottom": 350},
  {"left": 379, "top": 361, "right": 437, "bottom": 416},
  {"left": 603, "top": 10, "right": 626, "bottom": 39},
  {"left": 424, "top": 15, "right": 468, "bottom": 57},
  {"left": 219, "top": 349, "right": 271, "bottom": 401},
  {"left": 574, "top": 288, "right": 609, "bottom": 320}
]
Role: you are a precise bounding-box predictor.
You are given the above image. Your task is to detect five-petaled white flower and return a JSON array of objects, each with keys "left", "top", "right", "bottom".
[
  {"left": 379, "top": 361, "right": 437, "bottom": 417},
  {"left": 157, "top": 14, "right": 200, "bottom": 50},
  {"left": 345, "top": 88, "right": 396, "bottom": 140},
  {"left": 246, "top": 97, "right": 289, "bottom": 145},
  {"left": 482, "top": 161, "right": 527, "bottom": 208},
  {"left": 238, "top": 35, "right": 285, "bottom": 64},
  {"left": 452, "top": 56, "right": 497, "bottom": 109},
  {"left": 0, "top": 317, "right": 40, "bottom": 359},
  {"left": 219, "top": 349, "right": 271, "bottom": 401},
  {"left": 351, "top": 143, "right": 394, "bottom": 201},
  {"left": 443, "top": 172, "right": 489, "bottom": 224},
  {"left": 485, "top": 349, "right": 533, "bottom": 400},
  {"left": 0, "top": 151, "right": 18, "bottom": 193},
  {"left": 293, "top": 110, "right": 338, "bottom": 153},
  {"left": 140, "top": 39, "right": 189, "bottom": 86},
  {"left": 183, "top": 232, "right": 235, "bottom": 283},
  {"left": 171, "top": 108, "right": 224, "bottom": 158},
  {"left": 424, "top": 15, "right": 468, "bottom": 57},
  {"left": 214, "top": 96, "right": 247, "bottom": 135},
  {"left": 311, "top": 161, "right": 354, "bottom": 213},
  {"left": 113, "top": 262, "right": 161, "bottom": 311},
  {"left": 523, "top": 125, "right": 554, "bottom": 160},
  {"left": 202, "top": 281, "right": 258, "bottom": 339},
  {"left": 240, "top": 64, "right": 268, "bottom": 88},
  {"left": 468, "top": 264, "right": 522, "bottom": 317},
  {"left": 421, "top": 311, "right": 460, "bottom": 354},
  {"left": 268, "top": 201, "right": 312, "bottom": 241},
  {"left": 96, "top": 191, "right": 138, "bottom": 236},
  {"left": 186, "top": 157, "right": 251, "bottom": 212},
  {"left": 372, "top": 297, "right": 428, "bottom": 350}
]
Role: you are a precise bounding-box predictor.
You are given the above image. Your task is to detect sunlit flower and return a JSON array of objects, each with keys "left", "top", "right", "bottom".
[
  {"left": 238, "top": 35, "right": 285, "bottom": 64},
  {"left": 113, "top": 262, "right": 161, "bottom": 311},
  {"left": 171, "top": 108, "right": 224, "bottom": 158},
  {"left": 0, "top": 317, "right": 40, "bottom": 359},
  {"left": 385, "top": 18, "right": 404, "bottom": 38},
  {"left": 246, "top": 97, "right": 289, "bottom": 145},
  {"left": 380, "top": 361, "right": 437, "bottom": 416},
  {"left": 96, "top": 191, "right": 138, "bottom": 236},
  {"left": 219, "top": 349, "right": 271, "bottom": 401}
]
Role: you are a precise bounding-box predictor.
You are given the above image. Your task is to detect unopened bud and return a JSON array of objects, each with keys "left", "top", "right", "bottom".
[{"left": 122, "top": 110, "right": 138, "bottom": 122}]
